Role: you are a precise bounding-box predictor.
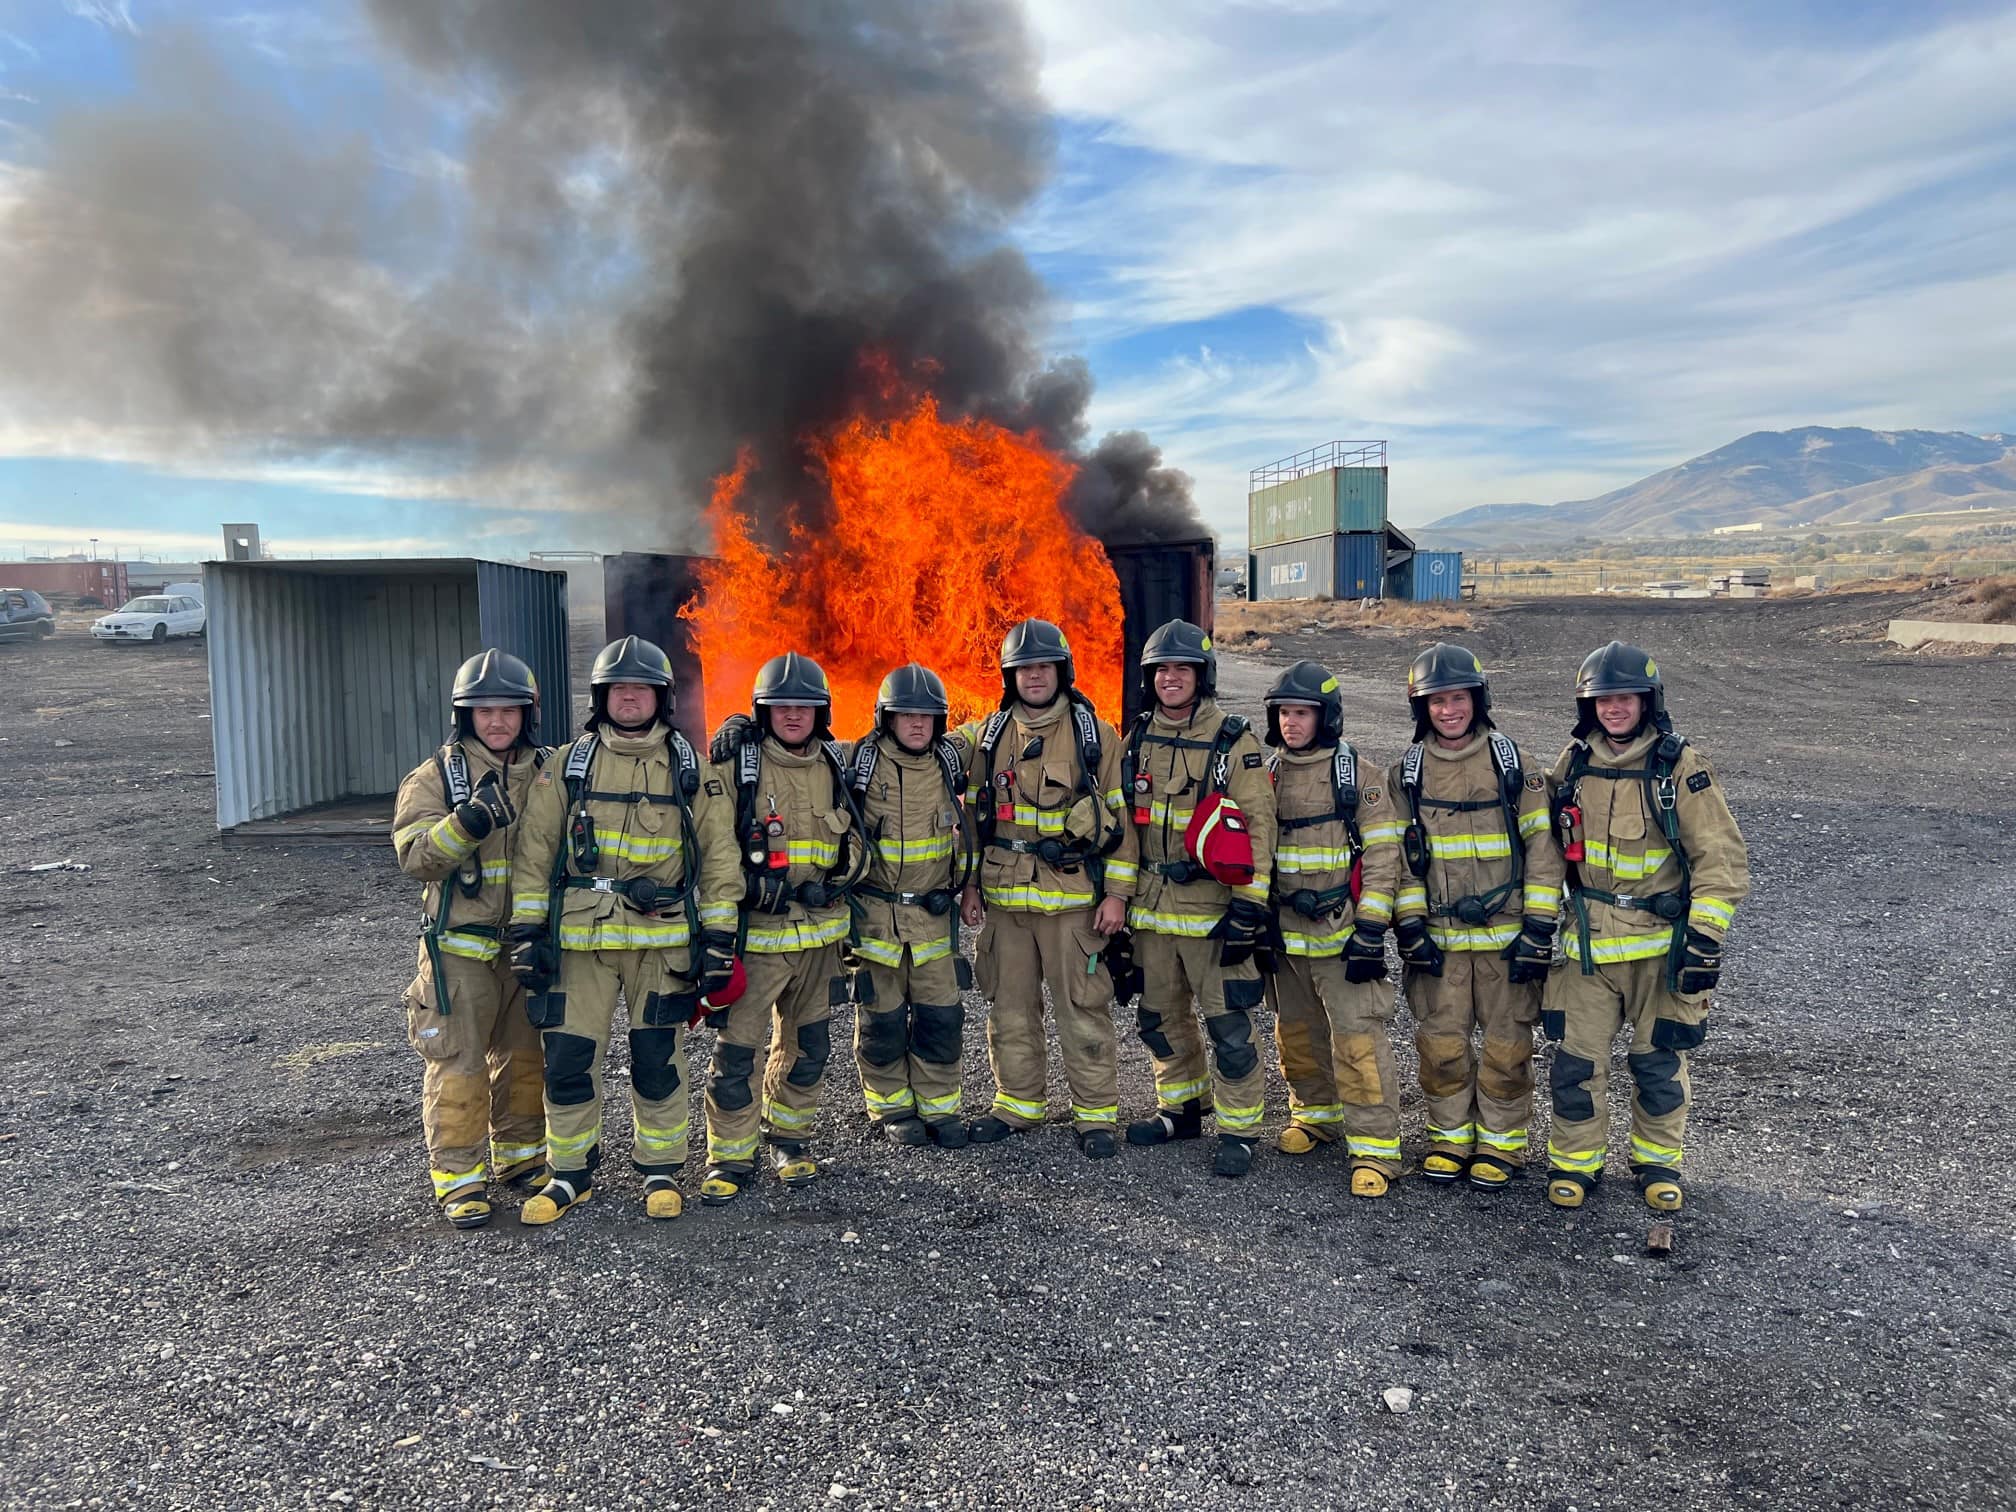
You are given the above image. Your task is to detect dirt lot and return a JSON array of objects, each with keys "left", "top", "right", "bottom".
[{"left": 2, "top": 590, "right": 2012, "bottom": 1510}]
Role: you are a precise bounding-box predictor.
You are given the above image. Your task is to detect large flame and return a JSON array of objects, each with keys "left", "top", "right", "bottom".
[{"left": 684, "top": 391, "right": 1124, "bottom": 737}]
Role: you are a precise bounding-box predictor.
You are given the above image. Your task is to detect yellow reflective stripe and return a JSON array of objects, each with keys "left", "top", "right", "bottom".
[
  {"left": 1396, "top": 885, "right": 1427, "bottom": 912},
  {"left": 1477, "top": 1127, "right": 1529, "bottom": 1153},
  {"left": 1277, "top": 845, "right": 1355, "bottom": 871},
  {"left": 1156, "top": 1077, "right": 1209, "bottom": 1105},
  {"left": 478, "top": 861, "right": 510, "bottom": 885},
  {"left": 1282, "top": 921, "right": 1354, "bottom": 956},
  {"left": 853, "top": 937, "right": 906, "bottom": 966},
  {"left": 1345, "top": 1134, "right": 1401, "bottom": 1158},
  {"left": 393, "top": 820, "right": 432, "bottom": 848},
  {"left": 985, "top": 883, "right": 1095, "bottom": 912},
  {"left": 438, "top": 932, "right": 501, "bottom": 962},
  {"left": 992, "top": 1092, "right": 1045, "bottom": 1121},
  {"left": 489, "top": 1139, "right": 544, "bottom": 1167},
  {"left": 1293, "top": 1105, "right": 1345, "bottom": 1124},
  {"left": 784, "top": 839, "right": 840, "bottom": 865},
  {"left": 511, "top": 892, "right": 549, "bottom": 920},
  {"left": 910, "top": 935, "right": 953, "bottom": 964},
  {"left": 1358, "top": 889, "right": 1394, "bottom": 923},
  {"left": 1517, "top": 809, "right": 1550, "bottom": 839},
  {"left": 1426, "top": 832, "right": 1512, "bottom": 860},
  {"left": 1427, "top": 1122, "right": 1476, "bottom": 1145},
  {"left": 1563, "top": 932, "right": 1671, "bottom": 964},
  {"left": 546, "top": 1123, "right": 601, "bottom": 1162},
  {"left": 1104, "top": 788, "right": 1126, "bottom": 808},
  {"left": 1426, "top": 921, "right": 1520, "bottom": 951},
  {"left": 430, "top": 1164, "right": 485, "bottom": 1197},
  {"left": 699, "top": 902, "right": 739, "bottom": 928},
  {"left": 876, "top": 835, "right": 955, "bottom": 863},
  {"left": 1524, "top": 884, "right": 1562, "bottom": 913},
  {"left": 634, "top": 1118, "right": 689, "bottom": 1153},
  {"left": 1007, "top": 806, "right": 1069, "bottom": 834},
  {"left": 427, "top": 814, "right": 480, "bottom": 861},
  {"left": 707, "top": 1132, "right": 760, "bottom": 1162},
  {"left": 1071, "top": 1103, "right": 1119, "bottom": 1125},
  {"left": 1104, "top": 860, "right": 1139, "bottom": 885},
  {"left": 597, "top": 832, "right": 683, "bottom": 864},
  {"left": 864, "top": 1086, "right": 916, "bottom": 1115},
  {"left": 918, "top": 1090, "right": 961, "bottom": 1116},
  {"left": 1582, "top": 842, "right": 1674, "bottom": 880},
  {"left": 1690, "top": 897, "right": 1735, "bottom": 928},
  {"left": 744, "top": 914, "right": 852, "bottom": 952},
  {"left": 1147, "top": 801, "right": 1194, "bottom": 827},
  {"left": 1630, "top": 1133, "right": 1684, "bottom": 1166},
  {"left": 560, "top": 921, "right": 692, "bottom": 949},
  {"left": 1236, "top": 879, "right": 1271, "bottom": 904},
  {"left": 1361, "top": 821, "right": 1406, "bottom": 844},
  {"left": 1128, "top": 907, "right": 1217, "bottom": 936},
  {"left": 1215, "top": 1101, "right": 1264, "bottom": 1131},
  {"left": 764, "top": 1101, "right": 818, "bottom": 1131},
  {"left": 1547, "top": 1141, "right": 1606, "bottom": 1173}
]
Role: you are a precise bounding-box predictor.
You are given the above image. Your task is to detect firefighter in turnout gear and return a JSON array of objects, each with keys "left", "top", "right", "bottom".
[
  {"left": 1389, "top": 644, "right": 1563, "bottom": 1190},
  {"left": 503, "top": 637, "right": 741, "bottom": 1227},
  {"left": 954, "top": 619, "right": 1138, "bottom": 1159},
  {"left": 392, "top": 650, "right": 549, "bottom": 1229},
  {"left": 845, "top": 664, "right": 977, "bottom": 1149},
  {"left": 1122, "top": 620, "right": 1278, "bottom": 1179},
  {"left": 1542, "top": 643, "right": 1749, "bottom": 1213},
  {"left": 1260, "top": 661, "right": 1406, "bottom": 1197},
  {"left": 699, "top": 653, "right": 870, "bottom": 1202}
]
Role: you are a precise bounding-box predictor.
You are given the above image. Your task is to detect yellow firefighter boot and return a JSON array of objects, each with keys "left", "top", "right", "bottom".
[
  {"left": 1421, "top": 1152, "right": 1467, "bottom": 1183},
  {"left": 519, "top": 1175, "right": 591, "bottom": 1226},
  {"left": 1636, "top": 1167, "right": 1684, "bottom": 1212},
  {"left": 700, "top": 1167, "right": 745, "bottom": 1206},
  {"left": 772, "top": 1142, "right": 820, "bottom": 1189},
  {"left": 1277, "top": 1124, "right": 1324, "bottom": 1156},
  {"left": 1467, "top": 1154, "right": 1516, "bottom": 1191},
  {"left": 442, "top": 1192, "right": 492, "bottom": 1230},
  {"left": 1349, "top": 1166, "right": 1390, "bottom": 1199},
  {"left": 644, "top": 1175, "right": 683, "bottom": 1220},
  {"left": 1546, "top": 1169, "right": 1595, "bottom": 1210}
]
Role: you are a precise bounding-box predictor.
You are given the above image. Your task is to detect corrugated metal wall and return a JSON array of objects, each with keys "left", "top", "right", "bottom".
[
  {"left": 339, "top": 572, "right": 483, "bottom": 797},
  {"left": 1249, "top": 532, "right": 1386, "bottom": 602},
  {"left": 1248, "top": 466, "right": 1389, "bottom": 548},
  {"left": 478, "top": 561, "right": 572, "bottom": 750},
  {"left": 208, "top": 565, "right": 349, "bottom": 828}
]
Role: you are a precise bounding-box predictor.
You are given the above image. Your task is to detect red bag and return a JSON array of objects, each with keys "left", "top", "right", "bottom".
[{"left": 1184, "top": 791, "right": 1256, "bottom": 888}]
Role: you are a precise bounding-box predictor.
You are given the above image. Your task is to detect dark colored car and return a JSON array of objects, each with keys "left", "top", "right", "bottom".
[{"left": 0, "top": 587, "right": 56, "bottom": 642}]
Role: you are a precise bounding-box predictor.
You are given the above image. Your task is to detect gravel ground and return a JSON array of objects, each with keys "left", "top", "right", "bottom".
[{"left": 2, "top": 591, "right": 2012, "bottom": 1511}]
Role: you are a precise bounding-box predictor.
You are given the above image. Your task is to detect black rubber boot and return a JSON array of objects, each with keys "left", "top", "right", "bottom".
[
  {"left": 1126, "top": 1098, "right": 1205, "bottom": 1146},
  {"left": 882, "top": 1116, "right": 930, "bottom": 1147},
  {"left": 967, "top": 1115, "right": 1022, "bottom": 1144},
  {"left": 927, "top": 1118, "right": 970, "bottom": 1150},
  {"left": 1212, "top": 1135, "right": 1256, "bottom": 1179},
  {"left": 1077, "top": 1128, "right": 1117, "bottom": 1160}
]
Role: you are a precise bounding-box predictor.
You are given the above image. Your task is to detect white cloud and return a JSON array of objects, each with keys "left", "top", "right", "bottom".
[{"left": 62, "top": 1, "right": 137, "bottom": 35}]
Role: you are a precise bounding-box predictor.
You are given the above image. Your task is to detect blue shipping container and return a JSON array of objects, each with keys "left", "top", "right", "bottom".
[{"left": 1398, "top": 549, "right": 1463, "bottom": 602}]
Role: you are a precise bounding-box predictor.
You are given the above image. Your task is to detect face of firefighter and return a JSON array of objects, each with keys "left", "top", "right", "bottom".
[
  {"left": 890, "top": 711, "right": 935, "bottom": 753},
  {"left": 1153, "top": 663, "right": 1199, "bottom": 714},
  {"left": 1014, "top": 662, "right": 1060, "bottom": 706},
  {"left": 1595, "top": 692, "right": 1644, "bottom": 741},
  {"left": 470, "top": 705, "right": 524, "bottom": 753},
  {"left": 1427, "top": 689, "right": 1474, "bottom": 744},
  {"left": 605, "top": 682, "right": 658, "bottom": 729},
  {"left": 768, "top": 703, "right": 820, "bottom": 746},
  {"left": 1275, "top": 704, "right": 1319, "bottom": 751}
]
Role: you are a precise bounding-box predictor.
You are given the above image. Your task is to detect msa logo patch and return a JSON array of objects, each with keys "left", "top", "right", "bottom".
[{"left": 1686, "top": 771, "right": 1713, "bottom": 793}]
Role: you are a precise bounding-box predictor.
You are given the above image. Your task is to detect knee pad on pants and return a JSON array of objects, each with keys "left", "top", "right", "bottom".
[
  {"left": 628, "top": 1028, "right": 683, "bottom": 1102},
  {"left": 542, "top": 1032, "right": 597, "bottom": 1107},
  {"left": 1540, "top": 1008, "right": 1566, "bottom": 1042},
  {"left": 858, "top": 1007, "right": 909, "bottom": 1068},
  {"left": 911, "top": 1001, "right": 964, "bottom": 1065},
  {"left": 711, "top": 1042, "right": 756, "bottom": 1111},
  {"left": 787, "top": 1019, "right": 832, "bottom": 1089},
  {"left": 1135, "top": 1006, "right": 1176, "bottom": 1059},
  {"left": 1549, "top": 1049, "right": 1598, "bottom": 1124},
  {"left": 1626, "top": 1049, "right": 1685, "bottom": 1117},
  {"left": 642, "top": 989, "right": 698, "bottom": 1029},
  {"left": 1205, "top": 1011, "right": 1258, "bottom": 1081}
]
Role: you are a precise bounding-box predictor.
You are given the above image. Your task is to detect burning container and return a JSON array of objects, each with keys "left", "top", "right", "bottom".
[
  {"left": 601, "top": 552, "right": 711, "bottom": 750},
  {"left": 208, "top": 558, "right": 570, "bottom": 839},
  {"left": 0, "top": 559, "right": 131, "bottom": 606},
  {"left": 1106, "top": 537, "right": 1217, "bottom": 726}
]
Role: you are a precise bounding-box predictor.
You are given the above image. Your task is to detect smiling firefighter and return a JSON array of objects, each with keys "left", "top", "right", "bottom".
[{"left": 1121, "top": 620, "right": 1279, "bottom": 1179}]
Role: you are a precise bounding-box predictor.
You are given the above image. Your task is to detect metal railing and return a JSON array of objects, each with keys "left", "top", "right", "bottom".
[{"left": 1250, "top": 440, "right": 1387, "bottom": 491}]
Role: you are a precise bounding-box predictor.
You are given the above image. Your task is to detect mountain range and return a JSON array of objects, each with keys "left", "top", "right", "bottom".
[{"left": 1417, "top": 428, "right": 2016, "bottom": 546}]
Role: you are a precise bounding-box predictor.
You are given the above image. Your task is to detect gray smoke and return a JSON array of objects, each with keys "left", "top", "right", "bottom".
[{"left": 0, "top": 2, "right": 1204, "bottom": 546}]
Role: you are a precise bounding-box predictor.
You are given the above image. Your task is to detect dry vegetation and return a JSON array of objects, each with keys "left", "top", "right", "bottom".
[{"left": 1215, "top": 596, "right": 1474, "bottom": 651}]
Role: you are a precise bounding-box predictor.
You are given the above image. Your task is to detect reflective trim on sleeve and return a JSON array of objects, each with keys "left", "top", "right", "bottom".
[
  {"left": 439, "top": 930, "right": 502, "bottom": 963},
  {"left": 785, "top": 838, "right": 841, "bottom": 866},
  {"left": 1517, "top": 809, "right": 1551, "bottom": 839},
  {"left": 1103, "top": 860, "right": 1139, "bottom": 887},
  {"left": 699, "top": 902, "right": 740, "bottom": 929},
  {"left": 1690, "top": 897, "right": 1736, "bottom": 930},
  {"left": 427, "top": 813, "right": 480, "bottom": 862},
  {"left": 1361, "top": 821, "right": 1406, "bottom": 845},
  {"left": 511, "top": 892, "right": 550, "bottom": 921},
  {"left": 1357, "top": 890, "right": 1395, "bottom": 924},
  {"left": 1523, "top": 883, "right": 1562, "bottom": 913},
  {"left": 1396, "top": 884, "right": 1428, "bottom": 915}
]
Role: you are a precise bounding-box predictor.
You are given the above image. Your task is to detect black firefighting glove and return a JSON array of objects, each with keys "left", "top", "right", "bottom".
[
  {"left": 709, "top": 713, "right": 756, "bottom": 765},
  {"left": 1103, "top": 929, "right": 1144, "bottom": 1006},
  {"left": 505, "top": 923, "right": 556, "bottom": 995},
  {"left": 1501, "top": 916, "right": 1558, "bottom": 985},
  {"left": 1394, "top": 917, "right": 1445, "bottom": 978},
  {"left": 1675, "top": 928, "right": 1723, "bottom": 994},
  {"left": 698, "top": 930, "right": 738, "bottom": 998},
  {"left": 452, "top": 770, "right": 515, "bottom": 840},
  {"left": 1341, "top": 922, "right": 1389, "bottom": 984},
  {"left": 1215, "top": 898, "right": 1270, "bottom": 969}
]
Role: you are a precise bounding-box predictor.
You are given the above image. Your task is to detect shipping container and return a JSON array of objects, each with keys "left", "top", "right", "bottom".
[
  {"left": 1390, "top": 549, "right": 1463, "bottom": 602},
  {"left": 1105, "top": 537, "right": 1216, "bottom": 725},
  {"left": 208, "top": 558, "right": 571, "bottom": 838},
  {"left": 1246, "top": 466, "right": 1388, "bottom": 548},
  {"left": 602, "top": 552, "right": 711, "bottom": 749},
  {"left": 0, "top": 560, "right": 131, "bottom": 606},
  {"left": 1249, "top": 532, "right": 1385, "bottom": 603}
]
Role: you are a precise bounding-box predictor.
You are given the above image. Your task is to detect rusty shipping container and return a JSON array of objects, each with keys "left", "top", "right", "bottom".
[
  {"left": 0, "top": 560, "right": 131, "bottom": 606},
  {"left": 1105, "top": 536, "right": 1216, "bottom": 725}
]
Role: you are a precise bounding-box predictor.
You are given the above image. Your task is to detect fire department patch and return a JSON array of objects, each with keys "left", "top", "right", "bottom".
[
  {"left": 1242, "top": 752, "right": 1263, "bottom": 768},
  {"left": 1687, "top": 771, "right": 1712, "bottom": 793},
  {"left": 1526, "top": 775, "right": 1545, "bottom": 791},
  {"left": 1363, "top": 787, "right": 1381, "bottom": 803},
  {"left": 705, "top": 779, "right": 725, "bottom": 797}
]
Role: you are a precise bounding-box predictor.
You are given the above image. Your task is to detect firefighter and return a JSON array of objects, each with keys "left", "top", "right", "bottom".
[
  {"left": 844, "top": 664, "right": 977, "bottom": 1148},
  {"left": 1122, "top": 620, "right": 1278, "bottom": 1179},
  {"left": 1260, "top": 660, "right": 1407, "bottom": 1197},
  {"left": 503, "top": 636, "right": 741, "bottom": 1226},
  {"left": 1389, "top": 644, "right": 1563, "bottom": 1190},
  {"left": 391, "top": 650, "right": 549, "bottom": 1230},
  {"left": 955, "top": 619, "right": 1138, "bottom": 1158},
  {"left": 1542, "top": 643, "right": 1749, "bottom": 1213},
  {"left": 699, "top": 653, "right": 870, "bottom": 1203}
]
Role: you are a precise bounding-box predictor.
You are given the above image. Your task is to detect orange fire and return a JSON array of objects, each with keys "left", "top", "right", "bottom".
[{"left": 683, "top": 390, "right": 1124, "bottom": 737}]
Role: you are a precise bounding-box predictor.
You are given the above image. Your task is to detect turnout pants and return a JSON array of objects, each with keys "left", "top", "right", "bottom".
[
  {"left": 855, "top": 947, "right": 967, "bottom": 1126},
  {"left": 1404, "top": 948, "right": 1539, "bottom": 1162},
  {"left": 1267, "top": 955, "right": 1402, "bottom": 1175},
  {"left": 973, "top": 908, "right": 1118, "bottom": 1133},
  {"left": 404, "top": 950, "right": 546, "bottom": 1202},
  {"left": 705, "top": 944, "right": 842, "bottom": 1170},
  {"left": 1135, "top": 933, "right": 1265, "bottom": 1137},
  {"left": 539, "top": 946, "right": 696, "bottom": 1181},
  {"left": 1543, "top": 955, "right": 1707, "bottom": 1176}
]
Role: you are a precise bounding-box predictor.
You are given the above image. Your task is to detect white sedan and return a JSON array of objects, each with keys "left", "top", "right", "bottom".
[{"left": 92, "top": 594, "right": 207, "bottom": 644}]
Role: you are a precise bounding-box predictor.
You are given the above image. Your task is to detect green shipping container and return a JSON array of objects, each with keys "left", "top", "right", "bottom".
[{"left": 1247, "top": 466, "right": 1388, "bottom": 547}]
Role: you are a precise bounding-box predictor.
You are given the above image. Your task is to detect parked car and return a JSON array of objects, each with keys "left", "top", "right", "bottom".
[
  {"left": 0, "top": 586, "right": 57, "bottom": 642},
  {"left": 91, "top": 594, "right": 207, "bottom": 644}
]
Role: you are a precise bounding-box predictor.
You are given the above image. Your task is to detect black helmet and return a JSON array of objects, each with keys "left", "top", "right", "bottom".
[
  {"left": 1263, "top": 660, "right": 1343, "bottom": 748},
  {"left": 589, "top": 635, "right": 674, "bottom": 730},
  {"left": 753, "top": 651, "right": 833, "bottom": 741},
  {"left": 875, "top": 662, "right": 949, "bottom": 741},
  {"left": 1406, "top": 642, "right": 1491, "bottom": 740},
  {"left": 450, "top": 648, "right": 538, "bottom": 745},
  {"left": 1574, "top": 640, "right": 1669, "bottom": 738},
  {"left": 1141, "top": 618, "right": 1216, "bottom": 703},
  {"left": 999, "top": 618, "right": 1074, "bottom": 706}
]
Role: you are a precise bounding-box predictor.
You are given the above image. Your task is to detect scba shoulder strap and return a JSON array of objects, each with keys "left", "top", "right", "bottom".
[{"left": 1273, "top": 741, "right": 1362, "bottom": 840}]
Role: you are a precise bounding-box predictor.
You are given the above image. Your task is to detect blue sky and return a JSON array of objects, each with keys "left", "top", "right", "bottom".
[{"left": 2, "top": 0, "right": 2014, "bottom": 560}]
